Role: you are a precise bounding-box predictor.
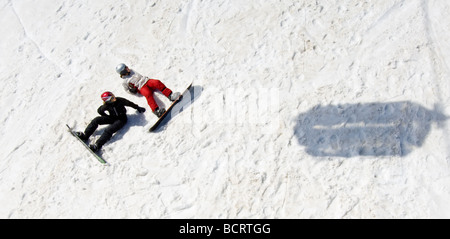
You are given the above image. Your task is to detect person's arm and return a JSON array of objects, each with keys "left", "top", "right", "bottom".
[
  {"left": 122, "top": 81, "right": 138, "bottom": 94},
  {"left": 118, "top": 97, "right": 146, "bottom": 113},
  {"left": 97, "top": 105, "right": 109, "bottom": 116}
]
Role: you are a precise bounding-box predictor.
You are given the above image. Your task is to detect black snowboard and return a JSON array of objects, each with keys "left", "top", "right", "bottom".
[
  {"left": 66, "top": 124, "right": 108, "bottom": 165},
  {"left": 149, "top": 82, "right": 193, "bottom": 132}
]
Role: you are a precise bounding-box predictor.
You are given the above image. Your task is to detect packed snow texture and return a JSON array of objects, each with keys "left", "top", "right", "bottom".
[{"left": 1, "top": 0, "right": 449, "bottom": 218}]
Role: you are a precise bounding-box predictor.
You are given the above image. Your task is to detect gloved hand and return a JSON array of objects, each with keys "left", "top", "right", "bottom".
[
  {"left": 137, "top": 107, "right": 146, "bottom": 113},
  {"left": 129, "top": 87, "right": 138, "bottom": 94},
  {"left": 128, "top": 83, "right": 138, "bottom": 94}
]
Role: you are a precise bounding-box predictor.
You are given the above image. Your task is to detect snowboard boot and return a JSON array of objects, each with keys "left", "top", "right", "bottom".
[
  {"left": 169, "top": 92, "right": 181, "bottom": 102},
  {"left": 75, "top": 132, "right": 88, "bottom": 141},
  {"left": 153, "top": 107, "right": 166, "bottom": 118},
  {"left": 91, "top": 132, "right": 111, "bottom": 153},
  {"left": 89, "top": 144, "right": 99, "bottom": 153}
]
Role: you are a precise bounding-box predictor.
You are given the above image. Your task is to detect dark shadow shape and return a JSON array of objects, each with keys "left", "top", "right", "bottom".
[
  {"left": 294, "top": 101, "right": 447, "bottom": 157},
  {"left": 153, "top": 85, "right": 203, "bottom": 133}
]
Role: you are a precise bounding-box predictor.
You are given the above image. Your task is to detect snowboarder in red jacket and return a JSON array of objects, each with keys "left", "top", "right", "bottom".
[
  {"left": 76, "top": 91, "right": 146, "bottom": 152},
  {"left": 116, "top": 63, "right": 180, "bottom": 118}
]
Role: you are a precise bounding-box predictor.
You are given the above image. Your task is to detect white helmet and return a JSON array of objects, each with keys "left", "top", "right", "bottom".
[{"left": 116, "top": 63, "right": 127, "bottom": 74}]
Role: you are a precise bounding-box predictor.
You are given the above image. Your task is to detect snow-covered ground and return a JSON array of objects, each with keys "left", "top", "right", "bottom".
[{"left": 1, "top": 0, "right": 449, "bottom": 218}]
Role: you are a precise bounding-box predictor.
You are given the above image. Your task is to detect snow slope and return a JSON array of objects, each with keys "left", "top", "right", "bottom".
[{"left": 0, "top": 0, "right": 449, "bottom": 218}]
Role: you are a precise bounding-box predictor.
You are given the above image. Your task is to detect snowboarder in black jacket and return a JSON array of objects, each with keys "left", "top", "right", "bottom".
[{"left": 76, "top": 91, "right": 146, "bottom": 152}]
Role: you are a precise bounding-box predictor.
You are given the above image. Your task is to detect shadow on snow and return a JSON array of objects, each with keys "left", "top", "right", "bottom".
[
  {"left": 152, "top": 85, "right": 203, "bottom": 133},
  {"left": 294, "top": 101, "right": 447, "bottom": 157}
]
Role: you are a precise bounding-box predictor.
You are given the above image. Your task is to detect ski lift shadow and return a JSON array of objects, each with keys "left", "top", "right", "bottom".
[{"left": 294, "top": 101, "right": 448, "bottom": 157}]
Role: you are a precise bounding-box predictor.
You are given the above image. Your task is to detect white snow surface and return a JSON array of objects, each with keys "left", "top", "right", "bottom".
[{"left": 1, "top": 0, "right": 450, "bottom": 218}]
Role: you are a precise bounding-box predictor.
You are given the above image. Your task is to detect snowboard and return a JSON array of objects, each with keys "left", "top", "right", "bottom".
[
  {"left": 149, "top": 82, "right": 193, "bottom": 132},
  {"left": 66, "top": 124, "right": 108, "bottom": 165}
]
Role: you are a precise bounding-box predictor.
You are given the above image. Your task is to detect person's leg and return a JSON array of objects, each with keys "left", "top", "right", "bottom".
[
  {"left": 93, "top": 119, "right": 127, "bottom": 150},
  {"left": 83, "top": 116, "right": 115, "bottom": 139},
  {"left": 146, "top": 79, "right": 172, "bottom": 98},
  {"left": 139, "top": 85, "right": 159, "bottom": 112}
]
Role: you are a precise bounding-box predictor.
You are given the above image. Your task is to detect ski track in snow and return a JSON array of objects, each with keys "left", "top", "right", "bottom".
[
  {"left": 420, "top": 0, "right": 450, "bottom": 160},
  {"left": 0, "top": 0, "right": 449, "bottom": 218}
]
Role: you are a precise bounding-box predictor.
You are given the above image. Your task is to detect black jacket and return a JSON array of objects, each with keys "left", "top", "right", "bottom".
[{"left": 97, "top": 97, "right": 140, "bottom": 121}]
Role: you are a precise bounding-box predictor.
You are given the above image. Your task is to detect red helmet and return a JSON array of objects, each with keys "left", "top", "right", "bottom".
[{"left": 101, "top": 91, "right": 115, "bottom": 103}]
